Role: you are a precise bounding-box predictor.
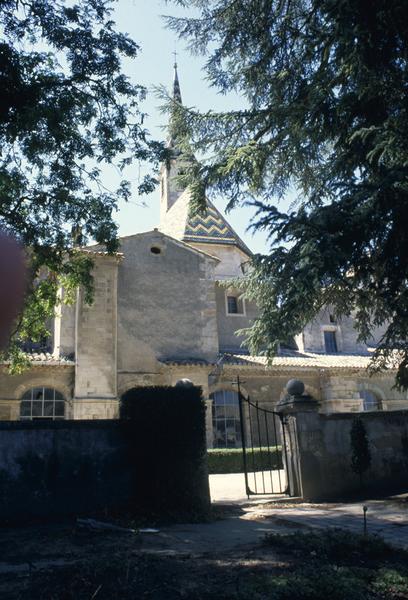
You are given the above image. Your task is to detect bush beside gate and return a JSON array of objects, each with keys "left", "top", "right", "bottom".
[{"left": 207, "top": 447, "right": 282, "bottom": 474}]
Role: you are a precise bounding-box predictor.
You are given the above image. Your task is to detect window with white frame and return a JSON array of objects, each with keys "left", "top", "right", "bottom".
[
  {"left": 20, "top": 387, "right": 65, "bottom": 420},
  {"left": 225, "top": 291, "right": 245, "bottom": 316},
  {"left": 211, "top": 390, "right": 242, "bottom": 448}
]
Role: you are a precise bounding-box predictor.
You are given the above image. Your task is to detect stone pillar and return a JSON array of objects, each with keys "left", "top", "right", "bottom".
[
  {"left": 277, "top": 379, "right": 319, "bottom": 498},
  {"left": 73, "top": 256, "right": 119, "bottom": 419},
  {"left": 205, "top": 399, "right": 213, "bottom": 448}
]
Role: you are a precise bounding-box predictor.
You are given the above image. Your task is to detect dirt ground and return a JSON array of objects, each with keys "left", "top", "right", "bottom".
[
  {"left": 3, "top": 483, "right": 408, "bottom": 599},
  {"left": 0, "top": 505, "right": 299, "bottom": 599},
  {"left": 2, "top": 499, "right": 408, "bottom": 599}
]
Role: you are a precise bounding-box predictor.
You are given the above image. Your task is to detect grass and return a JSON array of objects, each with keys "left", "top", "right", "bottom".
[
  {"left": 3, "top": 527, "right": 408, "bottom": 599},
  {"left": 261, "top": 529, "right": 408, "bottom": 600}
]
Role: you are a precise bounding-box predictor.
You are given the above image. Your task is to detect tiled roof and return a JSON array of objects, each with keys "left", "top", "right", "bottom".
[
  {"left": 183, "top": 201, "right": 252, "bottom": 256},
  {"left": 80, "top": 249, "right": 124, "bottom": 258},
  {"left": 221, "top": 351, "right": 375, "bottom": 369},
  {"left": 162, "top": 358, "right": 211, "bottom": 367},
  {"left": 161, "top": 351, "right": 384, "bottom": 371},
  {"left": 21, "top": 353, "right": 74, "bottom": 366}
]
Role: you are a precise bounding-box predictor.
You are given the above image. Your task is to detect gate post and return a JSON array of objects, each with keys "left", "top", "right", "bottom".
[{"left": 277, "top": 380, "right": 319, "bottom": 498}]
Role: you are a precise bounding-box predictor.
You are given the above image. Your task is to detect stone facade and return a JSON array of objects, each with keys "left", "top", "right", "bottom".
[{"left": 1, "top": 65, "right": 407, "bottom": 446}]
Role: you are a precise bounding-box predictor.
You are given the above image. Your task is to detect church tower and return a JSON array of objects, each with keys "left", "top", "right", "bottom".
[
  {"left": 159, "top": 61, "right": 191, "bottom": 222},
  {"left": 159, "top": 63, "right": 252, "bottom": 277}
]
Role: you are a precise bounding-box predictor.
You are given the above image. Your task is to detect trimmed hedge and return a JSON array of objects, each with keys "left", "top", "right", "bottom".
[
  {"left": 120, "top": 386, "right": 210, "bottom": 517},
  {"left": 207, "top": 447, "right": 282, "bottom": 474}
]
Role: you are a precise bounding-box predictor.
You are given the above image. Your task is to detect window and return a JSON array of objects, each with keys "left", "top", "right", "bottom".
[
  {"left": 19, "top": 337, "right": 51, "bottom": 354},
  {"left": 359, "top": 389, "right": 381, "bottom": 411},
  {"left": 226, "top": 293, "right": 245, "bottom": 315},
  {"left": 227, "top": 296, "right": 238, "bottom": 314},
  {"left": 211, "top": 390, "right": 242, "bottom": 448},
  {"left": 324, "top": 330, "right": 338, "bottom": 353},
  {"left": 20, "top": 387, "right": 65, "bottom": 420}
]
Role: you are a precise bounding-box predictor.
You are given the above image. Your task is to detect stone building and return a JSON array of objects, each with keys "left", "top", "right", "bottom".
[{"left": 1, "top": 66, "right": 407, "bottom": 447}]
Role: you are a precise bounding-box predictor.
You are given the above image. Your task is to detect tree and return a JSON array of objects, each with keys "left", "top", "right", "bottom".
[
  {"left": 350, "top": 417, "right": 371, "bottom": 486},
  {"left": 166, "top": 0, "right": 408, "bottom": 387},
  {"left": 0, "top": 0, "right": 164, "bottom": 370}
]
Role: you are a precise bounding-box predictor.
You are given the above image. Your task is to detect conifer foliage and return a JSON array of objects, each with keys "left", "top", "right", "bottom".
[
  {"left": 167, "top": 0, "right": 408, "bottom": 386},
  {"left": 350, "top": 417, "right": 371, "bottom": 485},
  {"left": 0, "top": 0, "right": 163, "bottom": 368}
]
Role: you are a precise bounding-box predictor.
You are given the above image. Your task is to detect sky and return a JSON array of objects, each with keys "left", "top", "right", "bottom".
[{"left": 106, "top": 0, "right": 275, "bottom": 255}]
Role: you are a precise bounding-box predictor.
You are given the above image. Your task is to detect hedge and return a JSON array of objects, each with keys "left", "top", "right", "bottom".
[
  {"left": 207, "top": 447, "right": 282, "bottom": 474},
  {"left": 119, "top": 386, "right": 210, "bottom": 517}
]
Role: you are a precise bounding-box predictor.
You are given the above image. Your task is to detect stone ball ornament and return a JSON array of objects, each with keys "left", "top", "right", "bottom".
[
  {"left": 175, "top": 378, "right": 194, "bottom": 388},
  {"left": 286, "top": 379, "right": 305, "bottom": 397}
]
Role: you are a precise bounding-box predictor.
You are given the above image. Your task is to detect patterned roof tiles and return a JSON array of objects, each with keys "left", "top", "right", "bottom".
[{"left": 183, "top": 201, "right": 252, "bottom": 255}]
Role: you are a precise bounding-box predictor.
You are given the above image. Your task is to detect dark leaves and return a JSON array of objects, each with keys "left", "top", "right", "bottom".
[
  {"left": 0, "top": 0, "right": 163, "bottom": 367},
  {"left": 166, "top": 0, "right": 408, "bottom": 386}
]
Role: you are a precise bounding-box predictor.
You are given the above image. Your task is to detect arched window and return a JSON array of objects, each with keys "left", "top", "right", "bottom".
[
  {"left": 359, "top": 389, "right": 382, "bottom": 411},
  {"left": 211, "top": 390, "right": 242, "bottom": 448},
  {"left": 20, "top": 387, "right": 65, "bottom": 420}
]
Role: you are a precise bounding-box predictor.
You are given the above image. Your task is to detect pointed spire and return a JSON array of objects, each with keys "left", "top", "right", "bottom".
[{"left": 173, "top": 51, "right": 182, "bottom": 103}]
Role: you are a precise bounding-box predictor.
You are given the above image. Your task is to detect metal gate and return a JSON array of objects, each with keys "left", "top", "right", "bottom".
[{"left": 238, "top": 385, "right": 292, "bottom": 497}]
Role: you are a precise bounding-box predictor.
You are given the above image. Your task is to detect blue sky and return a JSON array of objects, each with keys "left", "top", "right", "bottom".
[{"left": 109, "top": 1, "right": 274, "bottom": 254}]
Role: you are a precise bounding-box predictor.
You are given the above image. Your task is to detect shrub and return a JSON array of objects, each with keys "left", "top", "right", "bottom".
[
  {"left": 119, "top": 386, "right": 209, "bottom": 518},
  {"left": 350, "top": 417, "right": 371, "bottom": 484},
  {"left": 207, "top": 447, "right": 282, "bottom": 474}
]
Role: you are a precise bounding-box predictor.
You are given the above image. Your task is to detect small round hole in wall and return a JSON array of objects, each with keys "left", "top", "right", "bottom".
[{"left": 150, "top": 246, "right": 162, "bottom": 255}]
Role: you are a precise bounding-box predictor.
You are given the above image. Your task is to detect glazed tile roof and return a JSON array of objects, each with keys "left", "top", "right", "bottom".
[{"left": 182, "top": 201, "right": 252, "bottom": 256}]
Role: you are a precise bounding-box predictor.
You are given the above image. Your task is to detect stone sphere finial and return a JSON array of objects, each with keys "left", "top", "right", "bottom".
[
  {"left": 286, "top": 379, "right": 305, "bottom": 396},
  {"left": 175, "top": 378, "right": 194, "bottom": 388}
]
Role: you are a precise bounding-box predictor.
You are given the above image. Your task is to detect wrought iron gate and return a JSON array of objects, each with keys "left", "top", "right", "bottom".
[{"left": 238, "top": 387, "right": 292, "bottom": 497}]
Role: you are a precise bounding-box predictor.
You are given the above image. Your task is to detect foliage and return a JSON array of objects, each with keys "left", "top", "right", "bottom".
[
  {"left": 10, "top": 527, "right": 408, "bottom": 599},
  {"left": 264, "top": 529, "right": 391, "bottom": 562},
  {"left": 262, "top": 530, "right": 408, "bottom": 600},
  {"left": 120, "top": 386, "right": 209, "bottom": 518},
  {"left": 207, "top": 446, "right": 282, "bottom": 474},
  {"left": 0, "top": 0, "right": 164, "bottom": 369},
  {"left": 165, "top": 0, "right": 408, "bottom": 387},
  {"left": 350, "top": 417, "right": 371, "bottom": 484}
]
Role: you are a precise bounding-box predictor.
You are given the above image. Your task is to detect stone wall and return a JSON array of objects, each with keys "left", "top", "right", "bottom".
[
  {"left": 117, "top": 231, "right": 219, "bottom": 370},
  {"left": 0, "top": 417, "right": 210, "bottom": 523},
  {"left": 190, "top": 243, "right": 249, "bottom": 279},
  {"left": 319, "top": 372, "right": 408, "bottom": 413},
  {"left": 215, "top": 284, "right": 258, "bottom": 353},
  {"left": 300, "top": 307, "right": 367, "bottom": 354},
  {"left": 282, "top": 399, "right": 408, "bottom": 500}
]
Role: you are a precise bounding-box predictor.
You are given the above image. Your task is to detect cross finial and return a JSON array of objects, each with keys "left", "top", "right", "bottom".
[{"left": 172, "top": 53, "right": 182, "bottom": 104}]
